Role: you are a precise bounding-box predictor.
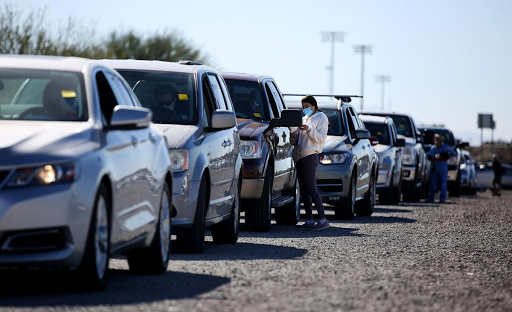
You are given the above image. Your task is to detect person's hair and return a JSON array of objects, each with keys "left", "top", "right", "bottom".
[
  {"left": 154, "top": 84, "right": 178, "bottom": 99},
  {"left": 301, "top": 95, "right": 318, "bottom": 108}
]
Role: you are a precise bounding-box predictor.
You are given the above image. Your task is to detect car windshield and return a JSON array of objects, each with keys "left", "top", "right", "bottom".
[
  {"left": 388, "top": 115, "right": 413, "bottom": 138},
  {"left": 0, "top": 69, "right": 86, "bottom": 121},
  {"left": 364, "top": 122, "right": 390, "bottom": 145},
  {"left": 117, "top": 70, "right": 197, "bottom": 125},
  {"left": 323, "top": 109, "right": 344, "bottom": 136},
  {"left": 224, "top": 79, "right": 270, "bottom": 121},
  {"left": 422, "top": 129, "right": 455, "bottom": 146}
]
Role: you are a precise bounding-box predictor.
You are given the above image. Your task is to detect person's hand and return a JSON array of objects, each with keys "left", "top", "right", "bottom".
[{"left": 299, "top": 125, "right": 308, "bottom": 131}]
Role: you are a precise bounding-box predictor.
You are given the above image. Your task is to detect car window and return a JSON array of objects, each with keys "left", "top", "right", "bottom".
[
  {"left": 202, "top": 76, "right": 216, "bottom": 128},
  {"left": 0, "top": 68, "right": 86, "bottom": 121},
  {"left": 207, "top": 74, "right": 228, "bottom": 110},
  {"left": 224, "top": 79, "right": 269, "bottom": 121},
  {"left": 345, "top": 108, "right": 356, "bottom": 138},
  {"left": 348, "top": 108, "right": 360, "bottom": 129},
  {"left": 365, "top": 122, "right": 390, "bottom": 145},
  {"left": 269, "top": 81, "right": 285, "bottom": 112},
  {"left": 117, "top": 70, "right": 197, "bottom": 125},
  {"left": 271, "top": 81, "right": 287, "bottom": 109},
  {"left": 323, "top": 109, "right": 344, "bottom": 136},
  {"left": 217, "top": 75, "right": 234, "bottom": 112},
  {"left": 389, "top": 115, "right": 413, "bottom": 138},
  {"left": 96, "top": 71, "right": 119, "bottom": 124},
  {"left": 104, "top": 72, "right": 135, "bottom": 107},
  {"left": 265, "top": 82, "right": 281, "bottom": 118}
]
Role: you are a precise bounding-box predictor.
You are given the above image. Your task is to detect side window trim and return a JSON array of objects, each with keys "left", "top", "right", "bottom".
[{"left": 264, "top": 82, "right": 280, "bottom": 118}]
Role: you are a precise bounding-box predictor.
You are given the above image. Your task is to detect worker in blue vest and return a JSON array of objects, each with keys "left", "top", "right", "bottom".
[{"left": 427, "top": 134, "right": 457, "bottom": 203}]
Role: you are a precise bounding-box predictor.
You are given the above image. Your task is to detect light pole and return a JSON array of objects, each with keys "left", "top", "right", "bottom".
[
  {"left": 353, "top": 45, "right": 373, "bottom": 111},
  {"left": 320, "top": 31, "right": 346, "bottom": 94},
  {"left": 375, "top": 75, "right": 391, "bottom": 110}
]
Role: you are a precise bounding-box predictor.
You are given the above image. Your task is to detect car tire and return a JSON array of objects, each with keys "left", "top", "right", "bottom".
[
  {"left": 77, "top": 184, "right": 110, "bottom": 291},
  {"left": 379, "top": 173, "right": 394, "bottom": 205},
  {"left": 211, "top": 175, "right": 241, "bottom": 244},
  {"left": 392, "top": 171, "right": 403, "bottom": 204},
  {"left": 245, "top": 165, "right": 273, "bottom": 232},
  {"left": 127, "top": 181, "right": 172, "bottom": 274},
  {"left": 176, "top": 177, "right": 207, "bottom": 253},
  {"left": 275, "top": 177, "right": 300, "bottom": 225},
  {"left": 450, "top": 173, "right": 462, "bottom": 197},
  {"left": 356, "top": 169, "right": 375, "bottom": 217},
  {"left": 335, "top": 174, "right": 355, "bottom": 220}
]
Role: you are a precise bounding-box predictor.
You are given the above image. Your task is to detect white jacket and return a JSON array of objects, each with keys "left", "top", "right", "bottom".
[{"left": 290, "top": 110, "right": 329, "bottom": 162}]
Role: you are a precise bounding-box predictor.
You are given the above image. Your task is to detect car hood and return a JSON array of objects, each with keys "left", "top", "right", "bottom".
[
  {"left": 374, "top": 144, "right": 391, "bottom": 154},
  {"left": 156, "top": 124, "right": 197, "bottom": 149},
  {"left": 322, "top": 135, "right": 350, "bottom": 152},
  {"left": 0, "top": 121, "right": 99, "bottom": 167},
  {"left": 237, "top": 118, "right": 268, "bottom": 139}
]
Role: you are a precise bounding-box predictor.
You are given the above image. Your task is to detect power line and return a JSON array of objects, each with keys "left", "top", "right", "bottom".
[
  {"left": 375, "top": 75, "right": 391, "bottom": 110},
  {"left": 353, "top": 44, "right": 373, "bottom": 111},
  {"left": 320, "top": 31, "right": 346, "bottom": 94}
]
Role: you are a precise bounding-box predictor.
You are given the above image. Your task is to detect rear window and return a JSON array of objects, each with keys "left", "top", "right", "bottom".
[
  {"left": 422, "top": 129, "right": 455, "bottom": 146},
  {"left": 364, "top": 122, "right": 390, "bottom": 145},
  {"left": 117, "top": 70, "right": 197, "bottom": 125},
  {"left": 224, "top": 79, "right": 270, "bottom": 121},
  {"left": 0, "top": 69, "right": 86, "bottom": 121}
]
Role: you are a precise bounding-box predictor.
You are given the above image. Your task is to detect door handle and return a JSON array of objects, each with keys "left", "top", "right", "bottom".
[{"left": 131, "top": 136, "right": 138, "bottom": 146}]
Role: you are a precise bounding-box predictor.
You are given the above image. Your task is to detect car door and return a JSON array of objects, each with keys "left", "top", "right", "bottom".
[
  {"left": 263, "top": 80, "right": 292, "bottom": 192},
  {"left": 204, "top": 73, "right": 236, "bottom": 219},
  {"left": 390, "top": 122, "right": 402, "bottom": 185},
  {"left": 346, "top": 107, "right": 369, "bottom": 198}
]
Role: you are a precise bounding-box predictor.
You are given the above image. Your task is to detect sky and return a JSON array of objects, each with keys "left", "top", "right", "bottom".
[{"left": 11, "top": 0, "right": 512, "bottom": 145}]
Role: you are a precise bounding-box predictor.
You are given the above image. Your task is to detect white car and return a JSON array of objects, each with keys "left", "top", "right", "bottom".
[{"left": 0, "top": 55, "right": 173, "bottom": 290}]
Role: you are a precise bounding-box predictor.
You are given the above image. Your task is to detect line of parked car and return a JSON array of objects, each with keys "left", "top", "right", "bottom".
[{"left": 0, "top": 55, "right": 485, "bottom": 290}]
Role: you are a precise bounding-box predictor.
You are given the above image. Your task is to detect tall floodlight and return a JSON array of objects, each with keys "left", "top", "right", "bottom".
[
  {"left": 320, "top": 32, "right": 346, "bottom": 94},
  {"left": 353, "top": 45, "right": 373, "bottom": 111},
  {"left": 375, "top": 75, "right": 391, "bottom": 110}
]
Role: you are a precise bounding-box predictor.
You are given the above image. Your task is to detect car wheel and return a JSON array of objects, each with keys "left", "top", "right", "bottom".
[
  {"left": 356, "top": 169, "right": 375, "bottom": 217},
  {"left": 127, "top": 181, "right": 171, "bottom": 274},
  {"left": 245, "top": 165, "right": 273, "bottom": 232},
  {"left": 335, "top": 173, "right": 356, "bottom": 220},
  {"left": 211, "top": 174, "right": 241, "bottom": 244},
  {"left": 176, "top": 177, "right": 207, "bottom": 253},
  {"left": 77, "top": 184, "right": 110, "bottom": 291},
  {"left": 379, "top": 173, "right": 394, "bottom": 205},
  {"left": 275, "top": 176, "right": 301, "bottom": 225}
]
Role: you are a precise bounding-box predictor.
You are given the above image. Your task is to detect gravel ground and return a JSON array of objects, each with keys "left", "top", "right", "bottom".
[{"left": 1, "top": 190, "right": 511, "bottom": 312}]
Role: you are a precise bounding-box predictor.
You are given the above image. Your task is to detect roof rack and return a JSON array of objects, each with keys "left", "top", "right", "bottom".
[{"left": 178, "top": 60, "right": 202, "bottom": 65}]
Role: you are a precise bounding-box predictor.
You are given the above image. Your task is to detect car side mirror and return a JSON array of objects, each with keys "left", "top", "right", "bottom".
[
  {"left": 354, "top": 129, "right": 370, "bottom": 140},
  {"left": 369, "top": 136, "right": 379, "bottom": 146},
  {"left": 395, "top": 138, "right": 406, "bottom": 147},
  {"left": 458, "top": 141, "right": 470, "bottom": 149},
  {"left": 109, "top": 105, "right": 152, "bottom": 129},
  {"left": 270, "top": 109, "right": 302, "bottom": 127},
  {"left": 211, "top": 109, "right": 236, "bottom": 130}
]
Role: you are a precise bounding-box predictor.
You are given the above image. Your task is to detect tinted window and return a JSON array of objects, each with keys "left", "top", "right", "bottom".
[
  {"left": 345, "top": 108, "right": 356, "bottom": 138},
  {"left": 207, "top": 74, "right": 227, "bottom": 110},
  {"left": 323, "top": 109, "right": 344, "bottom": 136},
  {"left": 389, "top": 116, "right": 413, "bottom": 138},
  {"left": 0, "top": 69, "right": 86, "bottom": 121},
  {"left": 422, "top": 129, "right": 455, "bottom": 146},
  {"left": 365, "top": 122, "right": 390, "bottom": 145},
  {"left": 265, "top": 82, "right": 280, "bottom": 118},
  {"left": 105, "top": 72, "right": 135, "bottom": 107},
  {"left": 225, "top": 79, "right": 270, "bottom": 121},
  {"left": 117, "top": 70, "right": 196, "bottom": 125}
]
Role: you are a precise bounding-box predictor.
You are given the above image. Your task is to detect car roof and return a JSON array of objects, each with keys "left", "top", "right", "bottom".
[
  {"left": 221, "top": 72, "right": 272, "bottom": 83},
  {"left": 361, "top": 111, "right": 411, "bottom": 119},
  {"left": 0, "top": 54, "right": 91, "bottom": 72},
  {"left": 101, "top": 59, "right": 211, "bottom": 74},
  {"left": 420, "top": 126, "right": 452, "bottom": 132},
  {"left": 359, "top": 115, "right": 390, "bottom": 124}
]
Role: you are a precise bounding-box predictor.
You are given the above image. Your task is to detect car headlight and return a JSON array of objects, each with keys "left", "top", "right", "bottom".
[
  {"left": 448, "top": 155, "right": 458, "bottom": 165},
  {"left": 460, "top": 163, "right": 467, "bottom": 170},
  {"left": 240, "top": 140, "right": 261, "bottom": 159},
  {"left": 319, "top": 153, "right": 349, "bottom": 165},
  {"left": 402, "top": 146, "right": 416, "bottom": 165},
  {"left": 6, "top": 161, "right": 79, "bottom": 188},
  {"left": 169, "top": 149, "right": 189, "bottom": 172}
]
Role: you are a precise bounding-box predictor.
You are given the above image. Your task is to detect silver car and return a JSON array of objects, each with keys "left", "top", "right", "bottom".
[
  {"left": 460, "top": 150, "right": 478, "bottom": 194},
  {"left": 359, "top": 115, "right": 406, "bottom": 204},
  {"left": 103, "top": 60, "right": 243, "bottom": 254},
  {"left": 0, "top": 55, "right": 173, "bottom": 290}
]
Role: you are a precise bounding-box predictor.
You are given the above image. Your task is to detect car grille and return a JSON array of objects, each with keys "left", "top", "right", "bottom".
[
  {"left": 0, "top": 170, "right": 10, "bottom": 187},
  {"left": 317, "top": 179, "right": 343, "bottom": 193}
]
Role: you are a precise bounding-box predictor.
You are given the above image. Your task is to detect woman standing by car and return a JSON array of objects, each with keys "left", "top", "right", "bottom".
[{"left": 291, "top": 95, "right": 329, "bottom": 230}]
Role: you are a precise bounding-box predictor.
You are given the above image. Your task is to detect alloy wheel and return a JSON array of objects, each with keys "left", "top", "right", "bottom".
[
  {"left": 159, "top": 189, "right": 171, "bottom": 264},
  {"left": 95, "top": 195, "right": 109, "bottom": 280}
]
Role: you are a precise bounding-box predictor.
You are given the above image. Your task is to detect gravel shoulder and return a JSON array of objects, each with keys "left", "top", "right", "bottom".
[{"left": 1, "top": 191, "right": 511, "bottom": 312}]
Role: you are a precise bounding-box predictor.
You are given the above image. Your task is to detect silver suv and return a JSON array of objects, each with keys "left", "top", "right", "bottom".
[{"left": 105, "top": 60, "right": 243, "bottom": 253}]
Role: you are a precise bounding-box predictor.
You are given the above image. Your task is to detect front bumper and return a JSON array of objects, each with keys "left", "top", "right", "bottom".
[
  {"left": 377, "top": 168, "right": 391, "bottom": 190},
  {"left": 0, "top": 183, "right": 92, "bottom": 268},
  {"left": 241, "top": 178, "right": 264, "bottom": 199},
  {"left": 171, "top": 171, "right": 200, "bottom": 228},
  {"left": 402, "top": 164, "right": 416, "bottom": 181},
  {"left": 316, "top": 162, "right": 351, "bottom": 202}
]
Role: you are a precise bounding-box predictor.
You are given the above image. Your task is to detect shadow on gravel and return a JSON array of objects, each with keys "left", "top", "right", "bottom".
[
  {"left": 400, "top": 202, "right": 442, "bottom": 207},
  {"left": 237, "top": 225, "right": 363, "bottom": 239},
  {"left": 373, "top": 207, "right": 412, "bottom": 213},
  {"left": 172, "top": 241, "right": 308, "bottom": 260},
  {"left": 327, "top": 215, "right": 417, "bottom": 224},
  {"left": 0, "top": 269, "right": 229, "bottom": 307}
]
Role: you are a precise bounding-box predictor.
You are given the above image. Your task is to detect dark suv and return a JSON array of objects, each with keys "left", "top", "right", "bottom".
[{"left": 222, "top": 73, "right": 302, "bottom": 232}]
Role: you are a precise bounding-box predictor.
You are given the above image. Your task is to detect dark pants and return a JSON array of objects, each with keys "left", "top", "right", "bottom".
[
  {"left": 428, "top": 170, "right": 448, "bottom": 202},
  {"left": 296, "top": 154, "right": 325, "bottom": 220}
]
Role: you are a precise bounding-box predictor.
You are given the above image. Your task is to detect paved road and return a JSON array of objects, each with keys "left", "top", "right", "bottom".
[{"left": 1, "top": 191, "right": 511, "bottom": 312}]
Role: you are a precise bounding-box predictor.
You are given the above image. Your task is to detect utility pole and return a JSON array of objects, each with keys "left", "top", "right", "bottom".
[
  {"left": 375, "top": 75, "right": 391, "bottom": 110},
  {"left": 353, "top": 45, "right": 373, "bottom": 111},
  {"left": 320, "top": 32, "right": 346, "bottom": 94}
]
